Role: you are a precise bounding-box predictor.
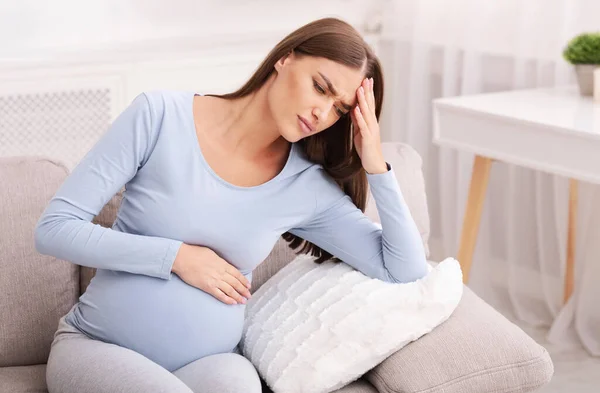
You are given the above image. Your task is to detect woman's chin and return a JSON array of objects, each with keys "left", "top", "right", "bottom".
[{"left": 280, "top": 128, "right": 304, "bottom": 143}]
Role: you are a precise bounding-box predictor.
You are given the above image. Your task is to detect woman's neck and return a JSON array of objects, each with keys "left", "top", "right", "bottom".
[{"left": 214, "top": 78, "right": 288, "bottom": 160}]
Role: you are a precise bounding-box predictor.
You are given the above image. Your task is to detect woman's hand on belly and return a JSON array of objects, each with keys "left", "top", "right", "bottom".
[{"left": 172, "top": 244, "right": 252, "bottom": 305}]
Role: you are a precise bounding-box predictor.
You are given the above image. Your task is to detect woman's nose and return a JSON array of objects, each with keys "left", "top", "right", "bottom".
[{"left": 312, "top": 104, "right": 331, "bottom": 122}]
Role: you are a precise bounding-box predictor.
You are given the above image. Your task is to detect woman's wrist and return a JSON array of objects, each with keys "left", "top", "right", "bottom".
[
  {"left": 172, "top": 243, "right": 190, "bottom": 275},
  {"left": 365, "top": 161, "right": 389, "bottom": 175}
]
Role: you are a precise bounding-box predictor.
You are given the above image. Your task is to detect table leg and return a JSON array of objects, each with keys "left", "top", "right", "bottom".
[
  {"left": 457, "top": 155, "right": 493, "bottom": 283},
  {"left": 564, "top": 179, "right": 578, "bottom": 304}
]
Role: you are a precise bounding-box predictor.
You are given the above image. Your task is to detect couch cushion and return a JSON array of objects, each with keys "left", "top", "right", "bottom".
[
  {"left": 366, "top": 286, "right": 554, "bottom": 393},
  {"left": 365, "top": 143, "right": 430, "bottom": 257},
  {"left": 333, "top": 379, "right": 379, "bottom": 393},
  {"left": 241, "top": 256, "right": 461, "bottom": 393},
  {"left": 0, "top": 364, "right": 47, "bottom": 393},
  {"left": 0, "top": 157, "right": 79, "bottom": 367}
]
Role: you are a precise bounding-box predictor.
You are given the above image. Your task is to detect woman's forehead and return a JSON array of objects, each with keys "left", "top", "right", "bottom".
[{"left": 309, "top": 58, "right": 364, "bottom": 103}]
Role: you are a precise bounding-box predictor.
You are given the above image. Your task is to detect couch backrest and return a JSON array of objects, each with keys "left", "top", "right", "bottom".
[
  {"left": 0, "top": 157, "right": 79, "bottom": 367},
  {"left": 366, "top": 143, "right": 431, "bottom": 257}
]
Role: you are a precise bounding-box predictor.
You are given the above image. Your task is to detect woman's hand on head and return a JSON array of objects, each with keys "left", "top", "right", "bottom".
[
  {"left": 350, "top": 77, "right": 388, "bottom": 174},
  {"left": 172, "top": 244, "right": 252, "bottom": 305}
]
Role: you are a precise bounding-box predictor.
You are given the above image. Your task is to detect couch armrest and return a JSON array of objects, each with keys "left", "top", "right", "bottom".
[{"left": 366, "top": 286, "right": 554, "bottom": 393}]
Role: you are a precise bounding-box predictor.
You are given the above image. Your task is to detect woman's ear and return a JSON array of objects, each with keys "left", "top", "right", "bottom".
[{"left": 274, "top": 51, "right": 294, "bottom": 72}]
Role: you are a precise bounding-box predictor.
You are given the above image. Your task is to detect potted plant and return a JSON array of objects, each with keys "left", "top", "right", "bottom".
[{"left": 563, "top": 32, "right": 600, "bottom": 96}]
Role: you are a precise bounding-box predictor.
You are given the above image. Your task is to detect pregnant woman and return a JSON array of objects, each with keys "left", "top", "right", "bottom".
[{"left": 35, "top": 17, "right": 427, "bottom": 393}]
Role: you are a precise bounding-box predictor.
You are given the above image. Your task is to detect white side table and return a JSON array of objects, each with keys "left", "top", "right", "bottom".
[{"left": 433, "top": 86, "right": 600, "bottom": 303}]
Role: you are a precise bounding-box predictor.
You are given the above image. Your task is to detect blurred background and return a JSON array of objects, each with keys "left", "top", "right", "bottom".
[{"left": 1, "top": 1, "right": 600, "bottom": 391}]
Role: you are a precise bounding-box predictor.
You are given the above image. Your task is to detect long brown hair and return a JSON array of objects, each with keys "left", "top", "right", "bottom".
[{"left": 216, "top": 17, "right": 384, "bottom": 263}]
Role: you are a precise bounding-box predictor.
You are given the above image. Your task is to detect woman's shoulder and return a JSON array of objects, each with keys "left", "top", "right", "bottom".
[
  {"left": 286, "top": 144, "right": 323, "bottom": 178},
  {"left": 118, "top": 90, "right": 196, "bottom": 131},
  {"left": 139, "top": 90, "right": 195, "bottom": 114},
  {"left": 287, "top": 146, "right": 344, "bottom": 196}
]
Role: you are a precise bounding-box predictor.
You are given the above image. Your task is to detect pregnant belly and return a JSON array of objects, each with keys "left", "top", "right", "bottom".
[{"left": 70, "top": 269, "right": 246, "bottom": 371}]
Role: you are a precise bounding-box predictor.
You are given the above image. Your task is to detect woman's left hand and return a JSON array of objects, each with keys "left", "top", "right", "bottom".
[{"left": 350, "top": 77, "right": 388, "bottom": 174}]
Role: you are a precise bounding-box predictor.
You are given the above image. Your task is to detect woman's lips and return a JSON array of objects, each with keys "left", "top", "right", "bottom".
[{"left": 298, "top": 116, "right": 314, "bottom": 134}]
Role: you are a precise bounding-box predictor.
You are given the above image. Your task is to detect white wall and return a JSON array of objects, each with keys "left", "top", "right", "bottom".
[
  {"left": 0, "top": 1, "right": 385, "bottom": 169},
  {"left": 0, "top": 0, "right": 383, "bottom": 62},
  {"left": 381, "top": 0, "right": 600, "bottom": 61}
]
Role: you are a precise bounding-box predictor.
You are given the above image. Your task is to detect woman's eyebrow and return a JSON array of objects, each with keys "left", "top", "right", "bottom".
[{"left": 318, "top": 72, "right": 353, "bottom": 110}]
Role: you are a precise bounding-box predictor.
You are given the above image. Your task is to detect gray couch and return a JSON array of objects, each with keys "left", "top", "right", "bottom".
[{"left": 0, "top": 143, "right": 554, "bottom": 393}]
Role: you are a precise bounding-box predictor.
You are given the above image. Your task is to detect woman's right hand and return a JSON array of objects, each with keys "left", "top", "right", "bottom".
[{"left": 171, "top": 243, "right": 252, "bottom": 305}]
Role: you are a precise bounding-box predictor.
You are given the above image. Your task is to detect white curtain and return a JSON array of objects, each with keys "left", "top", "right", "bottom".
[{"left": 377, "top": 0, "right": 600, "bottom": 356}]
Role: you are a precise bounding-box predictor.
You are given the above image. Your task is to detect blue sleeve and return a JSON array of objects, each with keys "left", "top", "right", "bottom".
[
  {"left": 34, "top": 93, "right": 182, "bottom": 280},
  {"left": 289, "top": 165, "right": 428, "bottom": 283}
]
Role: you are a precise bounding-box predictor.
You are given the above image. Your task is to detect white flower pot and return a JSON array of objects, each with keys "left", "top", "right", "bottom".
[{"left": 575, "top": 64, "right": 599, "bottom": 96}]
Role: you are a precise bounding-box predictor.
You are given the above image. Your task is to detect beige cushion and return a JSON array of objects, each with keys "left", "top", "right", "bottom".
[
  {"left": 366, "top": 286, "right": 554, "bottom": 393},
  {"left": 333, "top": 380, "right": 379, "bottom": 393},
  {"left": 0, "top": 364, "right": 47, "bottom": 393},
  {"left": 366, "top": 143, "right": 430, "bottom": 257},
  {"left": 0, "top": 157, "right": 79, "bottom": 367}
]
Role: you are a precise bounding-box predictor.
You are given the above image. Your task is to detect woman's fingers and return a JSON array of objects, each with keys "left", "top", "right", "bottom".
[
  {"left": 366, "top": 78, "right": 376, "bottom": 111},
  {"left": 353, "top": 105, "right": 370, "bottom": 137},
  {"left": 225, "top": 271, "right": 252, "bottom": 300},
  {"left": 356, "top": 79, "right": 376, "bottom": 128},
  {"left": 218, "top": 281, "right": 247, "bottom": 305},
  {"left": 213, "top": 287, "right": 239, "bottom": 305},
  {"left": 227, "top": 266, "right": 251, "bottom": 289},
  {"left": 356, "top": 85, "right": 369, "bottom": 117}
]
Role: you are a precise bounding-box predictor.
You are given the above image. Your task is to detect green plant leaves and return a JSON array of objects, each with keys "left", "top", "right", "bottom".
[{"left": 563, "top": 32, "right": 600, "bottom": 64}]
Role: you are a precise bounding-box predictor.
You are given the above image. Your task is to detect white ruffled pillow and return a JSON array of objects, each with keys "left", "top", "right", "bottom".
[{"left": 240, "top": 255, "right": 463, "bottom": 393}]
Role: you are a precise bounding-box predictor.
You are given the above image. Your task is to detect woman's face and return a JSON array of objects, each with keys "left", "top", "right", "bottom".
[{"left": 269, "top": 52, "right": 366, "bottom": 142}]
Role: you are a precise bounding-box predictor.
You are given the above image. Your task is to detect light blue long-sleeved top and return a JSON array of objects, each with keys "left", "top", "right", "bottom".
[{"left": 35, "top": 90, "right": 427, "bottom": 371}]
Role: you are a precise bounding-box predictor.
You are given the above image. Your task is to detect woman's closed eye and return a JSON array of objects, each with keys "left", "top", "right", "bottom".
[{"left": 313, "top": 80, "right": 346, "bottom": 117}]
